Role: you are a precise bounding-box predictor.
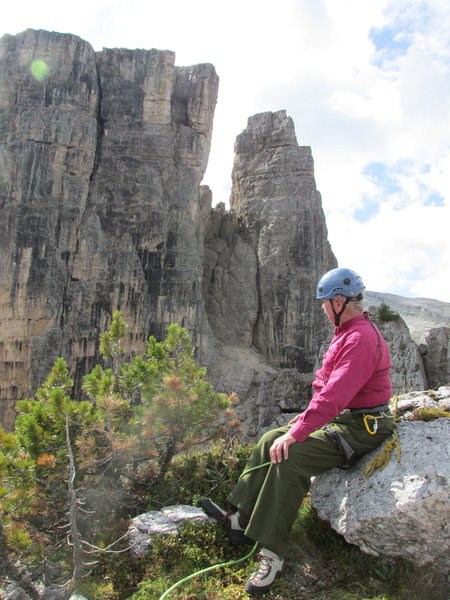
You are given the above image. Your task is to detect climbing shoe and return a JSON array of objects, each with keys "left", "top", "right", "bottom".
[
  {"left": 245, "top": 548, "right": 284, "bottom": 594},
  {"left": 200, "top": 497, "right": 249, "bottom": 545}
]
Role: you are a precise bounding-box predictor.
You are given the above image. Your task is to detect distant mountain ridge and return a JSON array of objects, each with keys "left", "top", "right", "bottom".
[{"left": 364, "top": 291, "right": 450, "bottom": 344}]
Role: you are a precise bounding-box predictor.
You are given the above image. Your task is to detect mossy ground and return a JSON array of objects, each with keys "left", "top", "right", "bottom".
[{"left": 78, "top": 441, "right": 449, "bottom": 600}]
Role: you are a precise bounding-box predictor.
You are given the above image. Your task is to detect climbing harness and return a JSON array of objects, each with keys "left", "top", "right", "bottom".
[
  {"left": 158, "top": 461, "right": 271, "bottom": 599},
  {"left": 324, "top": 429, "right": 359, "bottom": 469},
  {"left": 325, "top": 402, "right": 393, "bottom": 468},
  {"left": 362, "top": 396, "right": 402, "bottom": 477}
]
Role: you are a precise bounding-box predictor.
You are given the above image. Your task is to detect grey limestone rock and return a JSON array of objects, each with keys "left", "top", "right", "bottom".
[
  {"left": 368, "top": 308, "right": 428, "bottom": 394},
  {"left": 201, "top": 110, "right": 337, "bottom": 436},
  {"left": 364, "top": 291, "right": 450, "bottom": 344},
  {"left": 310, "top": 389, "right": 450, "bottom": 573},
  {"left": 0, "top": 31, "right": 338, "bottom": 438},
  {"left": 0, "top": 29, "right": 219, "bottom": 425},
  {"left": 424, "top": 327, "right": 450, "bottom": 389},
  {"left": 228, "top": 110, "right": 336, "bottom": 373},
  {"left": 128, "top": 504, "right": 213, "bottom": 557},
  {"left": 393, "top": 384, "right": 450, "bottom": 416}
]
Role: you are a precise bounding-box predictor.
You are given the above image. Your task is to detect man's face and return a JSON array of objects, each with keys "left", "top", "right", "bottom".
[{"left": 322, "top": 297, "right": 343, "bottom": 324}]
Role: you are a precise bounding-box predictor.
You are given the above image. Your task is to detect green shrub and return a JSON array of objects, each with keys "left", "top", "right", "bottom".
[
  {"left": 1, "top": 315, "right": 243, "bottom": 595},
  {"left": 378, "top": 303, "right": 401, "bottom": 323},
  {"left": 131, "top": 438, "right": 253, "bottom": 511}
]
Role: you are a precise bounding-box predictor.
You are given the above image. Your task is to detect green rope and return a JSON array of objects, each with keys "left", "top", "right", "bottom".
[
  {"left": 158, "top": 461, "right": 272, "bottom": 599},
  {"left": 158, "top": 541, "right": 258, "bottom": 600},
  {"left": 238, "top": 460, "right": 272, "bottom": 480}
]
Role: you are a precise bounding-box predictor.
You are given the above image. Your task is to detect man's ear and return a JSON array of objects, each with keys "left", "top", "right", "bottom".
[{"left": 332, "top": 296, "right": 342, "bottom": 309}]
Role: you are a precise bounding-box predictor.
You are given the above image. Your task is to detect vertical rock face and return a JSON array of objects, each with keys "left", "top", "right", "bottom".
[
  {"left": 201, "top": 111, "right": 337, "bottom": 435},
  {"left": 369, "top": 310, "right": 428, "bottom": 394},
  {"left": 0, "top": 30, "right": 100, "bottom": 425},
  {"left": 424, "top": 327, "right": 450, "bottom": 389},
  {"left": 0, "top": 29, "right": 218, "bottom": 426},
  {"left": 228, "top": 111, "right": 336, "bottom": 371}
]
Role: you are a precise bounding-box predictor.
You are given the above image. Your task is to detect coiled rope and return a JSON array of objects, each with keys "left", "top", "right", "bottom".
[
  {"left": 362, "top": 428, "right": 401, "bottom": 476},
  {"left": 362, "top": 396, "right": 401, "bottom": 477}
]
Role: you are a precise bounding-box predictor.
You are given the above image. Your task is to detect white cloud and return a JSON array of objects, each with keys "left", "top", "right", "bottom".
[{"left": 328, "top": 201, "right": 450, "bottom": 300}]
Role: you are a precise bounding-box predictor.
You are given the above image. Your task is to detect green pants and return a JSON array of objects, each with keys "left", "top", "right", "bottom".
[{"left": 227, "top": 411, "right": 396, "bottom": 555}]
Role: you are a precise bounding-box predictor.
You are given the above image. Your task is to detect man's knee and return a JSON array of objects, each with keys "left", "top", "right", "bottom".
[{"left": 259, "top": 427, "right": 289, "bottom": 447}]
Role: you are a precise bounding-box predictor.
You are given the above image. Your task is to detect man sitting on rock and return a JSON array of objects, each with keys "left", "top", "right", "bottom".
[{"left": 201, "top": 267, "right": 397, "bottom": 595}]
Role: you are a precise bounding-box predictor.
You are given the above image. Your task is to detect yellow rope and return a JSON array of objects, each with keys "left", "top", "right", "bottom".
[
  {"left": 362, "top": 396, "right": 401, "bottom": 477},
  {"left": 362, "top": 429, "right": 401, "bottom": 477},
  {"left": 361, "top": 394, "right": 449, "bottom": 478},
  {"left": 390, "top": 395, "right": 399, "bottom": 419}
]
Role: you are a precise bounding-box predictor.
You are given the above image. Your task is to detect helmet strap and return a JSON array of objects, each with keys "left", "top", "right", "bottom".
[{"left": 331, "top": 297, "right": 351, "bottom": 326}]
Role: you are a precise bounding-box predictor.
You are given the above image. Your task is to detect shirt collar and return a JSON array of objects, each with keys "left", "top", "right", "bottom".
[{"left": 334, "top": 312, "right": 367, "bottom": 334}]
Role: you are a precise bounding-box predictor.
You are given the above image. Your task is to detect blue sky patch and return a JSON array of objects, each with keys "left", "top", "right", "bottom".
[
  {"left": 369, "top": 25, "right": 411, "bottom": 68},
  {"left": 369, "top": 26, "right": 410, "bottom": 54},
  {"left": 362, "top": 162, "right": 402, "bottom": 194},
  {"left": 353, "top": 198, "right": 380, "bottom": 223},
  {"left": 424, "top": 192, "right": 445, "bottom": 207}
]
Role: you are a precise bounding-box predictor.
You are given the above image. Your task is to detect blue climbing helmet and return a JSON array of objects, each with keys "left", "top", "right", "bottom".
[{"left": 316, "top": 268, "right": 365, "bottom": 300}]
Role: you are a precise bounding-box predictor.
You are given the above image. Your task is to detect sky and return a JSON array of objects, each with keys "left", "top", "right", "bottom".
[{"left": 2, "top": 0, "right": 450, "bottom": 303}]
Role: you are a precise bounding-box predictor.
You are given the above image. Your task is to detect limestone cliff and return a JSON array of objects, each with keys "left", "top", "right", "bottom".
[
  {"left": 365, "top": 292, "right": 450, "bottom": 390},
  {"left": 423, "top": 327, "right": 450, "bottom": 389},
  {"left": 202, "top": 111, "right": 337, "bottom": 435},
  {"left": 0, "top": 29, "right": 219, "bottom": 426},
  {"left": 0, "top": 30, "right": 336, "bottom": 433}
]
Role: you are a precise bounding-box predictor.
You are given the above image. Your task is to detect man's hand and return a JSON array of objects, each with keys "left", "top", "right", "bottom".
[{"left": 269, "top": 433, "right": 297, "bottom": 464}]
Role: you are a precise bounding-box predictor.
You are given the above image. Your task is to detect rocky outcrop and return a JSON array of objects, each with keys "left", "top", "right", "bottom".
[
  {"left": 365, "top": 292, "right": 450, "bottom": 390},
  {"left": 364, "top": 291, "right": 450, "bottom": 345},
  {"left": 128, "top": 505, "right": 213, "bottom": 557},
  {"left": 369, "top": 309, "right": 428, "bottom": 394},
  {"left": 423, "top": 327, "right": 450, "bottom": 389},
  {"left": 311, "top": 387, "right": 450, "bottom": 573},
  {"left": 229, "top": 111, "right": 335, "bottom": 372},
  {"left": 203, "top": 111, "right": 337, "bottom": 436}
]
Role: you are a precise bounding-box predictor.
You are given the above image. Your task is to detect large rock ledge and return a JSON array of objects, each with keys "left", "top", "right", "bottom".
[{"left": 310, "top": 386, "right": 450, "bottom": 573}]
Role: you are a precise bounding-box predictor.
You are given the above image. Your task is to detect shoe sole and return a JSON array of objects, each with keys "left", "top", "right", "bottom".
[{"left": 245, "top": 570, "right": 283, "bottom": 595}]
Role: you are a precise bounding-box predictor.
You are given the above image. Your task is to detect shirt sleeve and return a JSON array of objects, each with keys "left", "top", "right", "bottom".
[{"left": 289, "top": 330, "right": 379, "bottom": 442}]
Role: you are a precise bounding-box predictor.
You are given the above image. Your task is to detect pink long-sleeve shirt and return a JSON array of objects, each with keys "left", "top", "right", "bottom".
[{"left": 289, "top": 313, "right": 392, "bottom": 443}]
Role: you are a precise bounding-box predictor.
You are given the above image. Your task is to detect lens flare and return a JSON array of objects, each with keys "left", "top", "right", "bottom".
[{"left": 30, "top": 60, "right": 49, "bottom": 81}]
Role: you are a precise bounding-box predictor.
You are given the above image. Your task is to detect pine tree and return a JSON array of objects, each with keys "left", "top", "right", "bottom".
[{"left": 0, "top": 315, "right": 240, "bottom": 597}]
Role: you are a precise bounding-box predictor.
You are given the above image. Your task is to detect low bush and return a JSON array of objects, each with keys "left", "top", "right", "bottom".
[{"left": 378, "top": 303, "right": 401, "bottom": 323}]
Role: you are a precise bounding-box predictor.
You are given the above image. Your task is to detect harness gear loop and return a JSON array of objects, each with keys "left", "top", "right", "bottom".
[{"left": 324, "top": 429, "right": 359, "bottom": 469}]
